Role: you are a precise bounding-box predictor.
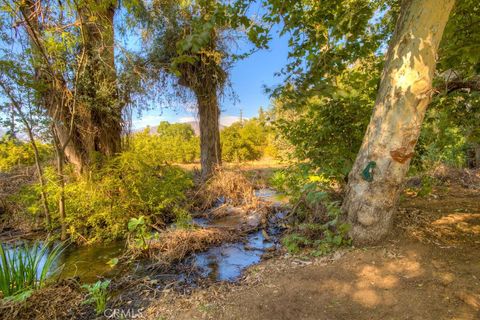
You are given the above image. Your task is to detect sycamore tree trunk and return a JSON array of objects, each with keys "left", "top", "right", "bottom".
[
  {"left": 342, "top": 0, "right": 455, "bottom": 244},
  {"left": 196, "top": 88, "right": 222, "bottom": 180}
]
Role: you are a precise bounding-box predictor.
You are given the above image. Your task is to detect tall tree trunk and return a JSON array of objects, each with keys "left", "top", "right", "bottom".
[
  {"left": 473, "top": 143, "right": 480, "bottom": 168},
  {"left": 196, "top": 89, "right": 222, "bottom": 180},
  {"left": 20, "top": 1, "right": 86, "bottom": 171},
  {"left": 20, "top": 0, "right": 122, "bottom": 173},
  {"left": 78, "top": 0, "right": 122, "bottom": 158},
  {"left": 0, "top": 82, "right": 51, "bottom": 228},
  {"left": 342, "top": 0, "right": 455, "bottom": 244},
  {"left": 52, "top": 126, "right": 67, "bottom": 241}
]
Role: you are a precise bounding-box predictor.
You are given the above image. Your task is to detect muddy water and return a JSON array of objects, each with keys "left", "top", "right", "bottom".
[
  {"left": 2, "top": 188, "right": 286, "bottom": 284},
  {"left": 55, "top": 241, "right": 125, "bottom": 282},
  {"left": 255, "top": 188, "right": 288, "bottom": 206}
]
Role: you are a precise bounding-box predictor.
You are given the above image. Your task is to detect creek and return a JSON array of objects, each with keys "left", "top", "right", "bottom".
[{"left": 1, "top": 188, "right": 287, "bottom": 285}]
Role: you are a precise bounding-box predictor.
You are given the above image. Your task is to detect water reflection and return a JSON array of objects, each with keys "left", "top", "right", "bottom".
[
  {"left": 192, "top": 230, "right": 275, "bottom": 281},
  {"left": 2, "top": 241, "right": 124, "bottom": 284}
]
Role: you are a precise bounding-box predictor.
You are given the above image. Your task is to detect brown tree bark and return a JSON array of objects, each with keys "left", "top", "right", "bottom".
[
  {"left": 20, "top": 0, "right": 122, "bottom": 173},
  {"left": 0, "top": 82, "right": 51, "bottom": 228},
  {"left": 342, "top": 0, "right": 456, "bottom": 244},
  {"left": 174, "top": 27, "right": 225, "bottom": 180},
  {"left": 77, "top": 0, "right": 122, "bottom": 158},
  {"left": 196, "top": 88, "right": 222, "bottom": 180},
  {"left": 474, "top": 143, "right": 480, "bottom": 168}
]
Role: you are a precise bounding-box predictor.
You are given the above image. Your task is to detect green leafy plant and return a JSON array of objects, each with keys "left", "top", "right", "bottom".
[
  {"left": 0, "top": 136, "right": 52, "bottom": 173},
  {"left": 282, "top": 202, "right": 351, "bottom": 256},
  {"left": 275, "top": 166, "right": 351, "bottom": 256},
  {"left": 174, "top": 209, "right": 193, "bottom": 229},
  {"left": 0, "top": 241, "right": 65, "bottom": 299},
  {"left": 82, "top": 280, "right": 111, "bottom": 315},
  {"left": 282, "top": 234, "right": 311, "bottom": 254},
  {"left": 221, "top": 118, "right": 278, "bottom": 162},
  {"left": 106, "top": 258, "right": 119, "bottom": 268},
  {"left": 14, "top": 147, "right": 193, "bottom": 243},
  {"left": 128, "top": 216, "right": 154, "bottom": 250},
  {"left": 131, "top": 122, "right": 200, "bottom": 165}
]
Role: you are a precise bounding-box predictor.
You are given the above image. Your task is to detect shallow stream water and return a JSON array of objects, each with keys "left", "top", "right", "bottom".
[{"left": 2, "top": 188, "right": 287, "bottom": 284}]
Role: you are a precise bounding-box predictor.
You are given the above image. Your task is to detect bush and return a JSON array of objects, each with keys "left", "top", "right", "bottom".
[
  {"left": 221, "top": 119, "right": 277, "bottom": 162},
  {"left": 0, "top": 137, "right": 52, "bottom": 172},
  {"left": 272, "top": 58, "right": 380, "bottom": 178},
  {"left": 14, "top": 148, "right": 193, "bottom": 243},
  {"left": 130, "top": 122, "right": 199, "bottom": 164},
  {"left": 272, "top": 165, "right": 351, "bottom": 255},
  {"left": 412, "top": 92, "right": 480, "bottom": 172}
]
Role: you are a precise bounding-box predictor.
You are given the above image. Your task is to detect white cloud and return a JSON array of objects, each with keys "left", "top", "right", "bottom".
[
  {"left": 131, "top": 115, "right": 165, "bottom": 129},
  {"left": 220, "top": 115, "right": 247, "bottom": 126},
  {"left": 178, "top": 115, "right": 247, "bottom": 127},
  {"left": 132, "top": 114, "right": 247, "bottom": 130},
  {"left": 178, "top": 116, "right": 197, "bottom": 123}
]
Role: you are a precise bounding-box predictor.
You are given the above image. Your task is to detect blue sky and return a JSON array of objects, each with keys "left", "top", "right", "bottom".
[
  {"left": 131, "top": 29, "right": 290, "bottom": 129},
  {"left": 0, "top": 7, "right": 291, "bottom": 134}
]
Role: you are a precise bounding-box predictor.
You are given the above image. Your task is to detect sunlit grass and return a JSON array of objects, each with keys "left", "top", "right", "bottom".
[{"left": 0, "top": 241, "right": 65, "bottom": 299}]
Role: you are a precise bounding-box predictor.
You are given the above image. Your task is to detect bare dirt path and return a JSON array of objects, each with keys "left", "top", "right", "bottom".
[{"left": 144, "top": 182, "right": 480, "bottom": 320}]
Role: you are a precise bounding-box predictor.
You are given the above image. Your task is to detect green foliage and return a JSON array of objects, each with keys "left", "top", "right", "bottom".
[
  {"left": 438, "top": 0, "right": 480, "bottom": 77},
  {"left": 127, "top": 216, "right": 153, "bottom": 250},
  {"left": 273, "top": 58, "right": 380, "bottom": 178},
  {"left": 264, "top": 0, "right": 479, "bottom": 183},
  {"left": 413, "top": 92, "right": 480, "bottom": 172},
  {"left": 0, "top": 137, "right": 51, "bottom": 172},
  {"left": 221, "top": 118, "right": 277, "bottom": 162},
  {"left": 15, "top": 148, "right": 193, "bottom": 243},
  {"left": 82, "top": 280, "right": 110, "bottom": 315},
  {"left": 282, "top": 234, "right": 310, "bottom": 254},
  {"left": 174, "top": 209, "right": 193, "bottom": 229},
  {"left": 0, "top": 242, "right": 65, "bottom": 299},
  {"left": 281, "top": 202, "right": 351, "bottom": 256},
  {"left": 131, "top": 122, "right": 199, "bottom": 164},
  {"left": 262, "top": 0, "right": 396, "bottom": 96},
  {"left": 273, "top": 165, "right": 351, "bottom": 255},
  {"left": 106, "top": 258, "right": 119, "bottom": 268}
]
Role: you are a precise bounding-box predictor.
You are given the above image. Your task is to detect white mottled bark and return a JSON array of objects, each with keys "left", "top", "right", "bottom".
[{"left": 342, "top": 0, "right": 455, "bottom": 244}]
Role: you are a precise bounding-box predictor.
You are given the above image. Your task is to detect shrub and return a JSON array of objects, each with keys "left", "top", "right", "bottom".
[
  {"left": 272, "top": 165, "right": 351, "bottom": 255},
  {"left": 0, "top": 137, "right": 52, "bottom": 172},
  {"left": 272, "top": 58, "right": 380, "bottom": 179},
  {"left": 130, "top": 122, "right": 199, "bottom": 165},
  {"left": 221, "top": 119, "right": 277, "bottom": 162},
  {"left": 14, "top": 148, "right": 193, "bottom": 243}
]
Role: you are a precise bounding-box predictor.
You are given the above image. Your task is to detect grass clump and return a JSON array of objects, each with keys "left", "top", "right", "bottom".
[
  {"left": 195, "top": 168, "right": 256, "bottom": 210},
  {"left": 147, "top": 228, "right": 237, "bottom": 263},
  {"left": 0, "top": 241, "right": 65, "bottom": 299}
]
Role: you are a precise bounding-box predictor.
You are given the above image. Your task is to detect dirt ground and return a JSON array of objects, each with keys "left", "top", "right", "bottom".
[{"left": 144, "top": 181, "right": 480, "bottom": 320}]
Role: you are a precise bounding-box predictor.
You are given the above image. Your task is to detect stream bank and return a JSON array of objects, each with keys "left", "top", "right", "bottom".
[{"left": 0, "top": 187, "right": 289, "bottom": 319}]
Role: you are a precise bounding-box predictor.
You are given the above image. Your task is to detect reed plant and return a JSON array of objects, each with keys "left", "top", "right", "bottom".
[{"left": 0, "top": 241, "right": 65, "bottom": 298}]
